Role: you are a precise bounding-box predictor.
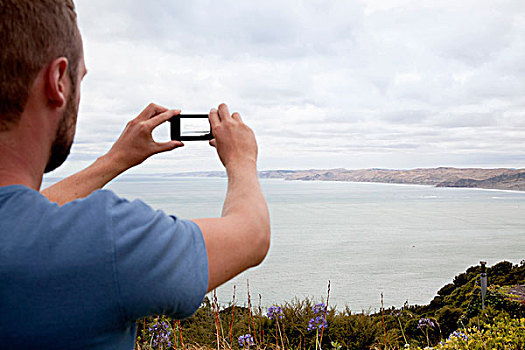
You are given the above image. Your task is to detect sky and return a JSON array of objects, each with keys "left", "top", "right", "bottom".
[{"left": 50, "top": 0, "right": 525, "bottom": 177}]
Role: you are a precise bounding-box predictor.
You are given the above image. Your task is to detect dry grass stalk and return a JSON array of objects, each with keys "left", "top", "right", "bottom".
[
  {"left": 172, "top": 320, "right": 178, "bottom": 350},
  {"left": 212, "top": 290, "right": 221, "bottom": 350},
  {"left": 246, "top": 280, "right": 258, "bottom": 346},
  {"left": 381, "top": 293, "right": 387, "bottom": 350},
  {"left": 177, "top": 321, "right": 184, "bottom": 349},
  {"left": 318, "top": 280, "right": 331, "bottom": 347},
  {"left": 229, "top": 285, "right": 236, "bottom": 348},
  {"left": 258, "top": 294, "right": 263, "bottom": 344}
]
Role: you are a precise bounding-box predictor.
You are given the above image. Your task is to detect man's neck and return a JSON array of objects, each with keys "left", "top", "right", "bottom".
[
  {"left": 0, "top": 124, "right": 48, "bottom": 190},
  {"left": 0, "top": 142, "right": 44, "bottom": 190},
  {"left": 0, "top": 172, "right": 40, "bottom": 190}
]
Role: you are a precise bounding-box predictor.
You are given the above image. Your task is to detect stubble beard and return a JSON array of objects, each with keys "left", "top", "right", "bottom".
[{"left": 44, "top": 89, "right": 78, "bottom": 174}]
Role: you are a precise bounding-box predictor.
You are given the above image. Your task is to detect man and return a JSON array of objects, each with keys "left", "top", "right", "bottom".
[{"left": 0, "top": 1, "right": 270, "bottom": 349}]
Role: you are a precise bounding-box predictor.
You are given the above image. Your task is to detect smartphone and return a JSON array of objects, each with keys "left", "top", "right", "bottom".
[{"left": 169, "top": 114, "right": 213, "bottom": 141}]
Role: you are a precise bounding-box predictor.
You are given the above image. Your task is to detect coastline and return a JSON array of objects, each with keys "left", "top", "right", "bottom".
[
  {"left": 282, "top": 178, "right": 525, "bottom": 194},
  {"left": 168, "top": 167, "right": 525, "bottom": 192},
  {"left": 42, "top": 174, "right": 525, "bottom": 196}
]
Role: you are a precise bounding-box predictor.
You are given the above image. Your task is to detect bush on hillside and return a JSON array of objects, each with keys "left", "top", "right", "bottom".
[{"left": 414, "top": 317, "right": 525, "bottom": 350}]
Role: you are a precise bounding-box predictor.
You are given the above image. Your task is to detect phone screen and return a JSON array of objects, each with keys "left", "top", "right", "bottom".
[{"left": 180, "top": 117, "right": 211, "bottom": 137}]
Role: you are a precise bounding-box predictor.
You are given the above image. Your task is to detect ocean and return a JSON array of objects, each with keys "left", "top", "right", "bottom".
[{"left": 46, "top": 176, "right": 525, "bottom": 311}]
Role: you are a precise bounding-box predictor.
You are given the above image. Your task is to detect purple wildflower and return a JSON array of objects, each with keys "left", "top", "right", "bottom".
[
  {"left": 391, "top": 309, "right": 403, "bottom": 317},
  {"left": 312, "top": 303, "right": 327, "bottom": 315},
  {"left": 238, "top": 334, "right": 255, "bottom": 347},
  {"left": 307, "top": 314, "right": 328, "bottom": 331},
  {"left": 148, "top": 318, "right": 172, "bottom": 348},
  {"left": 417, "top": 318, "right": 436, "bottom": 329},
  {"left": 267, "top": 305, "right": 283, "bottom": 320},
  {"left": 449, "top": 331, "right": 468, "bottom": 341}
]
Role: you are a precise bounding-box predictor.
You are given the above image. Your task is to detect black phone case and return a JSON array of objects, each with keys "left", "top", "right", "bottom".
[{"left": 170, "top": 114, "right": 213, "bottom": 141}]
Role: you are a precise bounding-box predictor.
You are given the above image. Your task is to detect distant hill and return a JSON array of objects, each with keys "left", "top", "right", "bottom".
[
  {"left": 170, "top": 167, "right": 525, "bottom": 191},
  {"left": 436, "top": 171, "right": 525, "bottom": 191}
]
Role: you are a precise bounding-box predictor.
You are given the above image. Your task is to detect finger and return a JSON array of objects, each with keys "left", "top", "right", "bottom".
[
  {"left": 209, "top": 108, "right": 220, "bottom": 129},
  {"left": 231, "top": 112, "right": 242, "bottom": 122},
  {"left": 218, "top": 103, "right": 231, "bottom": 121},
  {"left": 155, "top": 140, "right": 184, "bottom": 154},
  {"left": 209, "top": 139, "right": 217, "bottom": 148},
  {"left": 146, "top": 109, "right": 180, "bottom": 129},
  {"left": 137, "top": 103, "right": 168, "bottom": 121}
]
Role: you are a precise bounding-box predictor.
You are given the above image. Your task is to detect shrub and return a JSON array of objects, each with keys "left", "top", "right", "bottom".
[
  {"left": 329, "top": 309, "right": 378, "bottom": 350},
  {"left": 422, "top": 317, "right": 525, "bottom": 350},
  {"left": 435, "top": 306, "right": 463, "bottom": 337}
]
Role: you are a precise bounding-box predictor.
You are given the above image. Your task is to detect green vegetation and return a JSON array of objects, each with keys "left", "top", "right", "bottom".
[
  {"left": 135, "top": 261, "right": 525, "bottom": 350},
  {"left": 417, "top": 317, "right": 525, "bottom": 350}
]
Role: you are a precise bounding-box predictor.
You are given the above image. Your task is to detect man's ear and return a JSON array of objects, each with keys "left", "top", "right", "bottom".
[{"left": 45, "top": 57, "right": 70, "bottom": 108}]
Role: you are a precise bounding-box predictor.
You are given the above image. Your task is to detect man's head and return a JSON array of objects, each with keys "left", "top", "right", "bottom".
[{"left": 0, "top": 0, "right": 84, "bottom": 172}]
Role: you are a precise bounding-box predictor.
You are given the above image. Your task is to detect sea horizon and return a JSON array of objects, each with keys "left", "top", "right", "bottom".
[{"left": 39, "top": 176, "right": 525, "bottom": 311}]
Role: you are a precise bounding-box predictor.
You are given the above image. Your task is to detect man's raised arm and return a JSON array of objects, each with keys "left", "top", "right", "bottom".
[
  {"left": 42, "top": 104, "right": 183, "bottom": 205},
  {"left": 192, "top": 104, "right": 271, "bottom": 292}
]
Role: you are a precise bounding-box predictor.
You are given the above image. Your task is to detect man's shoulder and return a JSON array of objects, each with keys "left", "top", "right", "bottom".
[
  {"left": 69, "top": 188, "right": 122, "bottom": 206},
  {"left": 0, "top": 186, "right": 156, "bottom": 237},
  {"left": 55, "top": 189, "right": 152, "bottom": 218},
  {"left": 0, "top": 185, "right": 119, "bottom": 208},
  {"left": 83, "top": 189, "right": 162, "bottom": 221},
  {"left": 79, "top": 189, "right": 152, "bottom": 212}
]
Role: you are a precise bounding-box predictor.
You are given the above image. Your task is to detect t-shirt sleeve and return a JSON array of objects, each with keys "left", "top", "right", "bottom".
[{"left": 104, "top": 191, "right": 208, "bottom": 321}]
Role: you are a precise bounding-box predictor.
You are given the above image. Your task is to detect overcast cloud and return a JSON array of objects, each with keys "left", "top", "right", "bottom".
[{"left": 49, "top": 0, "right": 525, "bottom": 177}]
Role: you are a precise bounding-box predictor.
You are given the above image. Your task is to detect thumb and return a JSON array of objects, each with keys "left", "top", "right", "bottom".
[
  {"left": 155, "top": 140, "right": 184, "bottom": 153},
  {"left": 209, "top": 139, "right": 217, "bottom": 148}
]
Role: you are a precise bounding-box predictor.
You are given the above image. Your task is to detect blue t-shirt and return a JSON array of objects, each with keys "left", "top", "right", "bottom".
[{"left": 0, "top": 185, "right": 208, "bottom": 350}]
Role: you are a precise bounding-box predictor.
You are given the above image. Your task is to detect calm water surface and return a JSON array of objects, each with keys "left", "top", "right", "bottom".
[{"left": 46, "top": 177, "right": 525, "bottom": 311}]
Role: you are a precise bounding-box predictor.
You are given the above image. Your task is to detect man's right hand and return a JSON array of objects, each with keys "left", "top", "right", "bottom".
[
  {"left": 194, "top": 103, "right": 270, "bottom": 292},
  {"left": 208, "top": 104, "right": 257, "bottom": 171}
]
